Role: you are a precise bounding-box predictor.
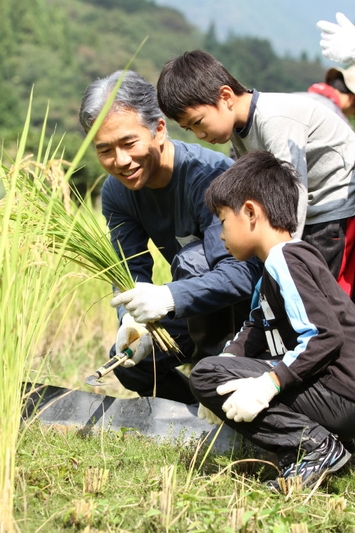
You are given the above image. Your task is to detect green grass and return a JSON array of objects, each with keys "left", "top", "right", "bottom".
[{"left": 14, "top": 423, "right": 355, "bottom": 532}]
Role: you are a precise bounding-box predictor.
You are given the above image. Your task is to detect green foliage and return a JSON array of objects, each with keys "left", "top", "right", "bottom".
[
  {"left": 0, "top": 0, "right": 328, "bottom": 196},
  {"left": 0, "top": 92, "right": 85, "bottom": 530}
]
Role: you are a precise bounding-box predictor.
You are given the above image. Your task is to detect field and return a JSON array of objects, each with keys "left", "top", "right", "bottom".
[{"left": 1, "top": 106, "right": 355, "bottom": 533}]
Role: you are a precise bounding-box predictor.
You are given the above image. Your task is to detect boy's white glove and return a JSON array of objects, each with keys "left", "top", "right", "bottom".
[
  {"left": 317, "top": 12, "right": 355, "bottom": 64},
  {"left": 197, "top": 403, "right": 223, "bottom": 425},
  {"left": 116, "top": 313, "right": 152, "bottom": 367},
  {"left": 216, "top": 372, "right": 279, "bottom": 423},
  {"left": 111, "top": 282, "right": 175, "bottom": 323}
]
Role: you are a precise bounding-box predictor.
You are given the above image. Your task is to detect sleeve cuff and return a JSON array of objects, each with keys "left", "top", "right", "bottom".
[{"left": 162, "top": 285, "right": 175, "bottom": 312}]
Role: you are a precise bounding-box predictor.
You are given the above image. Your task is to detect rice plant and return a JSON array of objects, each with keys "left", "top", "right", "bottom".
[
  {"left": 0, "top": 94, "right": 80, "bottom": 533},
  {"left": 6, "top": 47, "right": 178, "bottom": 355},
  {"left": 9, "top": 165, "right": 178, "bottom": 354},
  {"left": 0, "top": 42, "right": 177, "bottom": 531}
]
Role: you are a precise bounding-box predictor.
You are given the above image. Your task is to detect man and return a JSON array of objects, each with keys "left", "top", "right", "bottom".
[{"left": 79, "top": 70, "right": 261, "bottom": 404}]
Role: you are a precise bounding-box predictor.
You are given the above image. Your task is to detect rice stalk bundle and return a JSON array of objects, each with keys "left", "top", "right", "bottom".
[{"left": 4, "top": 157, "right": 179, "bottom": 354}]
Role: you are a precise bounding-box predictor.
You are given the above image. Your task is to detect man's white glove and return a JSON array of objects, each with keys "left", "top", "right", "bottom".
[
  {"left": 216, "top": 372, "right": 279, "bottom": 423},
  {"left": 197, "top": 403, "right": 223, "bottom": 425},
  {"left": 116, "top": 313, "right": 153, "bottom": 368},
  {"left": 111, "top": 282, "right": 175, "bottom": 323},
  {"left": 317, "top": 12, "right": 355, "bottom": 64}
]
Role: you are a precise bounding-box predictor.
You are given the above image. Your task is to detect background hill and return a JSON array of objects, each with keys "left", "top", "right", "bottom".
[
  {"left": 154, "top": 0, "right": 355, "bottom": 60},
  {"left": 0, "top": 0, "right": 330, "bottom": 195}
]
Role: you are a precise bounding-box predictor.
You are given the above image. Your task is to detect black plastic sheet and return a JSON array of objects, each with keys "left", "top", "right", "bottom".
[{"left": 23, "top": 383, "right": 238, "bottom": 452}]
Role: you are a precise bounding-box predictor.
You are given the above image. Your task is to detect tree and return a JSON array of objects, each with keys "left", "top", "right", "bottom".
[{"left": 203, "top": 22, "right": 219, "bottom": 55}]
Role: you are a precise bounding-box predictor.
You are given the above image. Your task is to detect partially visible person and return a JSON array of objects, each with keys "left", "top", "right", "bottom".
[
  {"left": 298, "top": 65, "right": 355, "bottom": 126},
  {"left": 79, "top": 70, "right": 261, "bottom": 405},
  {"left": 317, "top": 12, "right": 355, "bottom": 64},
  {"left": 157, "top": 50, "right": 355, "bottom": 302},
  {"left": 190, "top": 151, "right": 355, "bottom": 492}
]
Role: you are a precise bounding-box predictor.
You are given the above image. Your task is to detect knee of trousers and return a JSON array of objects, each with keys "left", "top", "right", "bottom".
[
  {"left": 111, "top": 347, "right": 191, "bottom": 395},
  {"left": 113, "top": 364, "right": 155, "bottom": 395},
  {"left": 189, "top": 357, "right": 221, "bottom": 402}
]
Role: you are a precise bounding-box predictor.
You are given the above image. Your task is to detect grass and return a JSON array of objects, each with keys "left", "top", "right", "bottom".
[
  {"left": 14, "top": 422, "right": 355, "bottom": 532},
  {"left": 10, "top": 159, "right": 178, "bottom": 355},
  {"left": 0, "top": 93, "right": 81, "bottom": 532}
]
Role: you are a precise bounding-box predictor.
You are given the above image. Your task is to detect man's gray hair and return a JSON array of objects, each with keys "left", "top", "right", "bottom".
[{"left": 79, "top": 70, "right": 164, "bottom": 134}]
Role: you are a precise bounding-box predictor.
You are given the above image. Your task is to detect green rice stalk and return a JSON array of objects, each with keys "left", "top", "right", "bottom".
[
  {"left": 0, "top": 92, "right": 79, "bottom": 533},
  {"left": 0, "top": 40, "right": 179, "bottom": 532},
  {"left": 5, "top": 163, "right": 179, "bottom": 354},
  {"left": 3, "top": 38, "right": 178, "bottom": 355}
]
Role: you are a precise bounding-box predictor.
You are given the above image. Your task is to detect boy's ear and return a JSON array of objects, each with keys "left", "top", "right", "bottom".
[
  {"left": 244, "top": 201, "right": 258, "bottom": 223},
  {"left": 219, "top": 85, "right": 235, "bottom": 108}
]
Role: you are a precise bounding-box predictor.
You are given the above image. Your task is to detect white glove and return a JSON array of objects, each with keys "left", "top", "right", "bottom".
[
  {"left": 116, "top": 313, "right": 153, "bottom": 367},
  {"left": 111, "top": 282, "right": 175, "bottom": 323},
  {"left": 216, "top": 372, "right": 279, "bottom": 423},
  {"left": 317, "top": 12, "right": 355, "bottom": 64},
  {"left": 197, "top": 403, "right": 223, "bottom": 425}
]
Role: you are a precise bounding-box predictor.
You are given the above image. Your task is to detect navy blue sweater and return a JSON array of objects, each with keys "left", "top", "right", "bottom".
[{"left": 101, "top": 140, "right": 261, "bottom": 319}]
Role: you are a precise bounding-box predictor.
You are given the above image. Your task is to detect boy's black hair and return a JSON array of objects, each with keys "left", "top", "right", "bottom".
[
  {"left": 205, "top": 151, "right": 299, "bottom": 234},
  {"left": 157, "top": 50, "right": 248, "bottom": 121}
]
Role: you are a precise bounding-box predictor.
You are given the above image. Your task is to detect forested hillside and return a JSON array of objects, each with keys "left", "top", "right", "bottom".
[{"left": 0, "top": 0, "right": 327, "bottom": 195}]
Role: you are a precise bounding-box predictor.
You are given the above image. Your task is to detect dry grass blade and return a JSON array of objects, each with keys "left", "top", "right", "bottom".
[
  {"left": 4, "top": 158, "right": 179, "bottom": 354},
  {"left": 83, "top": 467, "right": 109, "bottom": 494}
]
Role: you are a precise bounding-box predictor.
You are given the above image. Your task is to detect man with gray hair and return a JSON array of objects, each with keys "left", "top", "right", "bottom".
[{"left": 79, "top": 70, "right": 261, "bottom": 404}]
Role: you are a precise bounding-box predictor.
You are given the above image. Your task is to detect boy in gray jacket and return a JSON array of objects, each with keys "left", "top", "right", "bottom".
[{"left": 157, "top": 50, "right": 355, "bottom": 302}]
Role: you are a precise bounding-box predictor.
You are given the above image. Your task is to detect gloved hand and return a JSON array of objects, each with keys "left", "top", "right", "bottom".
[
  {"left": 317, "top": 12, "right": 355, "bottom": 64},
  {"left": 111, "top": 282, "right": 175, "bottom": 323},
  {"left": 116, "top": 313, "right": 153, "bottom": 367},
  {"left": 197, "top": 403, "right": 223, "bottom": 425},
  {"left": 216, "top": 372, "right": 280, "bottom": 423}
]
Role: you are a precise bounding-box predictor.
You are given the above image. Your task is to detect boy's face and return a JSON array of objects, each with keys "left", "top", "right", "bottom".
[
  {"left": 217, "top": 205, "right": 256, "bottom": 261},
  {"left": 177, "top": 100, "right": 235, "bottom": 145}
]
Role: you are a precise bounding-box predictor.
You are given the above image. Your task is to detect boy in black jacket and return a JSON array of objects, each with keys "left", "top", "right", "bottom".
[{"left": 190, "top": 151, "right": 355, "bottom": 492}]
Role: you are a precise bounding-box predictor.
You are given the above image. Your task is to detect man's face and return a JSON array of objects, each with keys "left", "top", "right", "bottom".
[
  {"left": 177, "top": 100, "right": 235, "bottom": 145},
  {"left": 94, "top": 108, "right": 166, "bottom": 190}
]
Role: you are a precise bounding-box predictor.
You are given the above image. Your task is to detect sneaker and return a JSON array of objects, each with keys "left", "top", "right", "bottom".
[{"left": 266, "top": 434, "right": 351, "bottom": 493}]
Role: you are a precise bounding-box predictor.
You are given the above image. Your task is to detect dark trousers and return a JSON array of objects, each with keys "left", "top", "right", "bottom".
[
  {"left": 303, "top": 217, "right": 355, "bottom": 302},
  {"left": 190, "top": 356, "right": 355, "bottom": 467}
]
